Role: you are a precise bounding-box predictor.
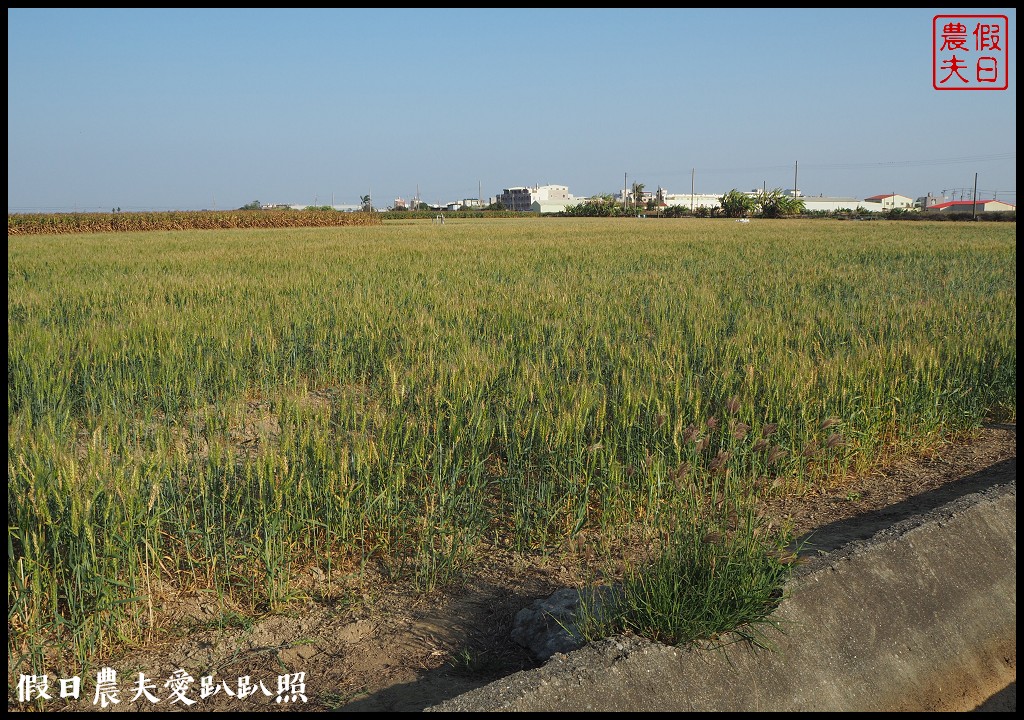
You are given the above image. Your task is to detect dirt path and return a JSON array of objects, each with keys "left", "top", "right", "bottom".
[{"left": 34, "top": 424, "right": 1016, "bottom": 712}]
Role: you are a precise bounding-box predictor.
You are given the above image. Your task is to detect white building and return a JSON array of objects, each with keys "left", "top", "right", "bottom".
[
  {"left": 661, "top": 193, "right": 724, "bottom": 210},
  {"left": 862, "top": 193, "right": 916, "bottom": 211},
  {"left": 499, "top": 184, "right": 582, "bottom": 213},
  {"left": 532, "top": 199, "right": 581, "bottom": 213},
  {"left": 799, "top": 195, "right": 866, "bottom": 213}
]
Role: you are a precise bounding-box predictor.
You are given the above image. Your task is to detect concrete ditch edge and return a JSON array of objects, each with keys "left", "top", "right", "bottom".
[{"left": 427, "top": 481, "right": 1016, "bottom": 712}]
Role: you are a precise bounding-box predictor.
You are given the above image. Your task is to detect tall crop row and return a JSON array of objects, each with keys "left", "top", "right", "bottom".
[{"left": 7, "top": 210, "right": 381, "bottom": 235}]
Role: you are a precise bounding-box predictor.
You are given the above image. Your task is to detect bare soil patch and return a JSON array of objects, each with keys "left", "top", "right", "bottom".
[{"left": 29, "top": 424, "right": 1015, "bottom": 712}]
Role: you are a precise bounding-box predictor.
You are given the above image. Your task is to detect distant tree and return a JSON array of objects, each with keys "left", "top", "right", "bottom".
[
  {"left": 754, "top": 188, "right": 805, "bottom": 218},
  {"left": 564, "top": 196, "right": 622, "bottom": 217},
  {"left": 240, "top": 200, "right": 262, "bottom": 210},
  {"left": 719, "top": 189, "right": 755, "bottom": 218},
  {"left": 360, "top": 194, "right": 373, "bottom": 212},
  {"left": 662, "top": 205, "right": 690, "bottom": 218}
]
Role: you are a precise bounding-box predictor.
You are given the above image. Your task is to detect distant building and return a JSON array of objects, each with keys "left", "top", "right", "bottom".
[
  {"left": 661, "top": 193, "right": 724, "bottom": 210},
  {"left": 498, "top": 184, "right": 573, "bottom": 212},
  {"left": 497, "top": 186, "right": 534, "bottom": 212},
  {"left": 927, "top": 199, "right": 1016, "bottom": 213},
  {"left": 799, "top": 195, "right": 866, "bottom": 213},
  {"left": 532, "top": 199, "right": 577, "bottom": 214},
  {"left": 619, "top": 188, "right": 659, "bottom": 206},
  {"left": 862, "top": 193, "right": 915, "bottom": 211},
  {"left": 916, "top": 193, "right": 951, "bottom": 209}
]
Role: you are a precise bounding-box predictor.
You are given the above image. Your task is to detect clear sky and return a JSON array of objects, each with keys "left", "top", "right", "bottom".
[{"left": 7, "top": 8, "right": 1017, "bottom": 212}]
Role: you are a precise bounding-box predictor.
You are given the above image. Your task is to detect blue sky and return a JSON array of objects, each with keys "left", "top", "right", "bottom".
[{"left": 7, "top": 8, "right": 1017, "bottom": 212}]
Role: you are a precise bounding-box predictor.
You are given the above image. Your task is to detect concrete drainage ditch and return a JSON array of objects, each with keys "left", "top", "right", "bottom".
[{"left": 427, "top": 481, "right": 1016, "bottom": 712}]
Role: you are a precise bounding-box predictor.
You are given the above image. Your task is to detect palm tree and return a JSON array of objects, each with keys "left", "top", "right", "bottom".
[
  {"left": 631, "top": 182, "right": 645, "bottom": 211},
  {"left": 360, "top": 194, "right": 373, "bottom": 212}
]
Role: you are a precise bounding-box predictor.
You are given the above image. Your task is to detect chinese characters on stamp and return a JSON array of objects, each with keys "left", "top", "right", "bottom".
[{"left": 934, "top": 15, "right": 1009, "bottom": 90}]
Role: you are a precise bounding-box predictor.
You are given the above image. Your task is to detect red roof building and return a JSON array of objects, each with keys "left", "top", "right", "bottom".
[{"left": 928, "top": 199, "right": 1015, "bottom": 212}]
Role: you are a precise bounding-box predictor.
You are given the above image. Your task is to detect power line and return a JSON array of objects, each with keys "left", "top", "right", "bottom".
[
  {"left": 803, "top": 152, "right": 1016, "bottom": 170},
  {"left": 637, "top": 152, "right": 1016, "bottom": 177}
]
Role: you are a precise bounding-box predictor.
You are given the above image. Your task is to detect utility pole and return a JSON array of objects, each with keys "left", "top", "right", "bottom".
[
  {"left": 793, "top": 160, "right": 798, "bottom": 199},
  {"left": 624, "top": 172, "right": 628, "bottom": 213},
  {"left": 972, "top": 172, "right": 979, "bottom": 220},
  {"left": 691, "top": 168, "right": 695, "bottom": 211}
]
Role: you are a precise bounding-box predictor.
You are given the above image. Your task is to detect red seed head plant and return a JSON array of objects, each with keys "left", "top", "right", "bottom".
[
  {"left": 710, "top": 450, "right": 732, "bottom": 473},
  {"left": 683, "top": 423, "right": 699, "bottom": 443},
  {"left": 725, "top": 395, "right": 741, "bottom": 416},
  {"left": 732, "top": 421, "right": 750, "bottom": 441}
]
